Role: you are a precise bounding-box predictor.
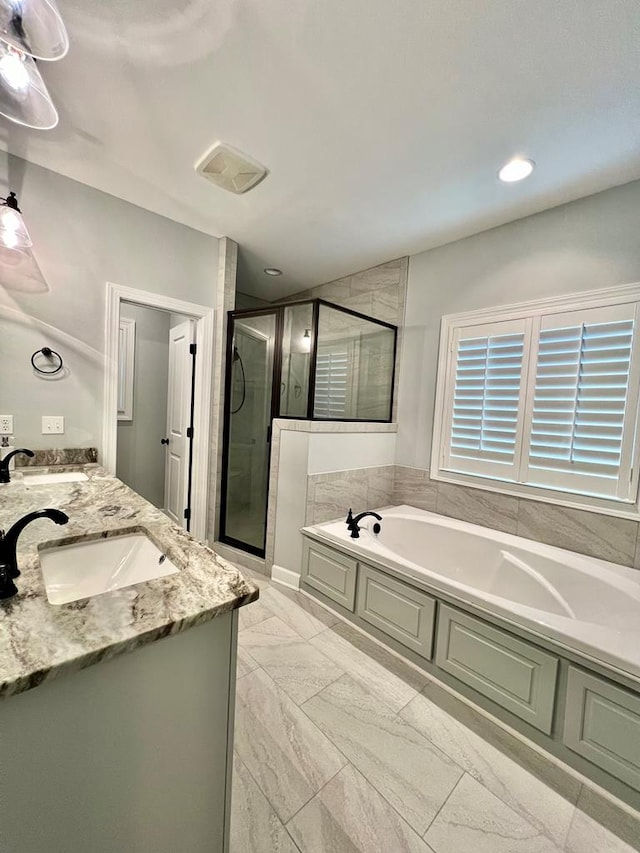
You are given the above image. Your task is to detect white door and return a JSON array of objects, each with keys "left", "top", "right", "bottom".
[{"left": 164, "top": 319, "right": 196, "bottom": 527}]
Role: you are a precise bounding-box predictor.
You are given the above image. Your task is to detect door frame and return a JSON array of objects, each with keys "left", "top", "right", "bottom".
[{"left": 103, "top": 282, "right": 214, "bottom": 542}]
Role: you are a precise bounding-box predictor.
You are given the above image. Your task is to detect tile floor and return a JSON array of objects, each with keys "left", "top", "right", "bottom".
[{"left": 231, "top": 570, "right": 639, "bottom": 853}]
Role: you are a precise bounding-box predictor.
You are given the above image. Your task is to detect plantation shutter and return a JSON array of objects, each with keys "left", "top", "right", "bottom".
[
  {"left": 443, "top": 319, "right": 529, "bottom": 480},
  {"left": 524, "top": 304, "right": 638, "bottom": 499},
  {"left": 314, "top": 348, "right": 349, "bottom": 417}
]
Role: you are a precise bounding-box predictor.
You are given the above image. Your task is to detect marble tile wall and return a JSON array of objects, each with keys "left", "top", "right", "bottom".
[
  {"left": 305, "top": 465, "right": 395, "bottom": 526},
  {"left": 276, "top": 257, "right": 409, "bottom": 420},
  {"left": 393, "top": 466, "right": 640, "bottom": 569},
  {"left": 207, "top": 238, "right": 238, "bottom": 545}
]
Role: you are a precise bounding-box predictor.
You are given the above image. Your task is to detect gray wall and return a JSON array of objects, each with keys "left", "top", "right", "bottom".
[
  {"left": 0, "top": 153, "right": 219, "bottom": 453},
  {"left": 397, "top": 179, "right": 640, "bottom": 468},
  {"left": 116, "top": 304, "right": 170, "bottom": 508}
]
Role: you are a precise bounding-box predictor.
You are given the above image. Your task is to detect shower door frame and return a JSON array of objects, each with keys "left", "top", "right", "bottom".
[
  {"left": 220, "top": 307, "right": 285, "bottom": 557},
  {"left": 220, "top": 299, "right": 398, "bottom": 557}
]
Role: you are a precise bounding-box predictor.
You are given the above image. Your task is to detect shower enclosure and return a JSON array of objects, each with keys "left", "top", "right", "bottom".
[{"left": 220, "top": 299, "right": 397, "bottom": 556}]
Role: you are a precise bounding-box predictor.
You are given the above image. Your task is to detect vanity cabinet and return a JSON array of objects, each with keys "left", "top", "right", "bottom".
[{"left": 1, "top": 615, "right": 237, "bottom": 853}]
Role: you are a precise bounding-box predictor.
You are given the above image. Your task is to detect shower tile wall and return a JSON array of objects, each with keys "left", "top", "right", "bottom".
[
  {"left": 277, "top": 258, "right": 407, "bottom": 326},
  {"left": 277, "top": 257, "right": 408, "bottom": 419}
]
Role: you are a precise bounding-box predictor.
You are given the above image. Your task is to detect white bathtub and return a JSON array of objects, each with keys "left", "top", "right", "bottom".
[{"left": 303, "top": 505, "right": 640, "bottom": 681}]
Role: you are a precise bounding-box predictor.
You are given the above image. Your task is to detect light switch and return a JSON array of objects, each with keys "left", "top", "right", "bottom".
[{"left": 42, "top": 416, "right": 64, "bottom": 434}]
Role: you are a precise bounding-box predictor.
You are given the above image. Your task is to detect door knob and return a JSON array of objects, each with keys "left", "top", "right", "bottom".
[{"left": 161, "top": 438, "right": 169, "bottom": 445}]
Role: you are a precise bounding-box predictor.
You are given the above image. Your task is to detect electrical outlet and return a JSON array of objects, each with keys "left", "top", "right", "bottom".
[
  {"left": 0, "top": 415, "right": 13, "bottom": 435},
  {"left": 42, "top": 416, "right": 64, "bottom": 435}
]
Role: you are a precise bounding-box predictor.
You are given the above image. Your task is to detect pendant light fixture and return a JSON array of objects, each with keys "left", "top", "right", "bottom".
[
  {"left": 0, "top": 191, "right": 31, "bottom": 250},
  {"left": 0, "top": 41, "right": 57, "bottom": 128},
  {"left": 0, "top": 0, "right": 68, "bottom": 60},
  {"left": 0, "top": 0, "right": 68, "bottom": 130}
]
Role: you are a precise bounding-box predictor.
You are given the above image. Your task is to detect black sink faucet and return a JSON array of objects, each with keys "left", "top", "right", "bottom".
[
  {"left": 0, "top": 448, "right": 35, "bottom": 484},
  {"left": 0, "top": 509, "right": 69, "bottom": 599},
  {"left": 347, "top": 510, "right": 382, "bottom": 539}
]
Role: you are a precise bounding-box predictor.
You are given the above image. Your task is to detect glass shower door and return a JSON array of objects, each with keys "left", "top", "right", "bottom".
[{"left": 222, "top": 312, "right": 278, "bottom": 554}]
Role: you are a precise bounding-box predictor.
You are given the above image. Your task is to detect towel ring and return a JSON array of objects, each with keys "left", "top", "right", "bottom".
[{"left": 31, "top": 347, "right": 64, "bottom": 375}]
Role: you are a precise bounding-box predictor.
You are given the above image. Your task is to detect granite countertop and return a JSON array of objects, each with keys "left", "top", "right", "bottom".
[{"left": 0, "top": 466, "right": 258, "bottom": 699}]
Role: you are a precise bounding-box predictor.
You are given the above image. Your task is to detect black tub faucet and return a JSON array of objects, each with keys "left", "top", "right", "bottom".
[
  {"left": 348, "top": 510, "right": 382, "bottom": 539},
  {"left": 0, "top": 448, "right": 35, "bottom": 484},
  {"left": 0, "top": 508, "right": 69, "bottom": 599}
]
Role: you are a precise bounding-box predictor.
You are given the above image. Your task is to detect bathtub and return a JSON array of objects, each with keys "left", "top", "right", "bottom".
[{"left": 303, "top": 505, "right": 640, "bottom": 681}]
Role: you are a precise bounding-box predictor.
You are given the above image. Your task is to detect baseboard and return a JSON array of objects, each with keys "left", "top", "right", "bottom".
[{"left": 271, "top": 565, "right": 300, "bottom": 590}]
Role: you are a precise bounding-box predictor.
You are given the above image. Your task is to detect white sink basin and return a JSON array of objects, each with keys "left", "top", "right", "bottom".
[
  {"left": 39, "top": 532, "right": 180, "bottom": 605},
  {"left": 24, "top": 471, "right": 89, "bottom": 486}
]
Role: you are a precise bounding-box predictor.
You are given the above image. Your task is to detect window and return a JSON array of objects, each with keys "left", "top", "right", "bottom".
[
  {"left": 433, "top": 285, "right": 640, "bottom": 510},
  {"left": 314, "top": 345, "right": 351, "bottom": 418}
]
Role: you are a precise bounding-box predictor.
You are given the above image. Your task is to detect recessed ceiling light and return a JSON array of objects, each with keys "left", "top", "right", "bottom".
[
  {"left": 264, "top": 268, "right": 282, "bottom": 276},
  {"left": 498, "top": 158, "right": 535, "bottom": 183}
]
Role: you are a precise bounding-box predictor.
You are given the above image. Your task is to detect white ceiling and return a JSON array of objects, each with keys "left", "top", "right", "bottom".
[{"left": 4, "top": 0, "right": 640, "bottom": 298}]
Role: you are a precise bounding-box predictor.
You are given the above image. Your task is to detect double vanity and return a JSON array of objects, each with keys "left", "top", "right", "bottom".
[{"left": 0, "top": 461, "right": 258, "bottom": 853}]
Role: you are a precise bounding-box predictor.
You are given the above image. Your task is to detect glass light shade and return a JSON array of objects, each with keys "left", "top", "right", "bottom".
[
  {"left": 0, "top": 0, "right": 68, "bottom": 61},
  {"left": 0, "top": 197, "right": 32, "bottom": 249},
  {"left": 0, "top": 42, "right": 57, "bottom": 128}
]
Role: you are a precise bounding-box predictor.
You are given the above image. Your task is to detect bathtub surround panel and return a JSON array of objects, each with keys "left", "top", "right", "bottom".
[{"left": 394, "top": 466, "right": 640, "bottom": 569}]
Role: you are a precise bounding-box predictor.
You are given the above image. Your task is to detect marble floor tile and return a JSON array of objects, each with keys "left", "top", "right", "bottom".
[
  {"left": 565, "top": 800, "right": 640, "bottom": 853},
  {"left": 235, "top": 668, "right": 346, "bottom": 823},
  {"left": 302, "top": 674, "right": 462, "bottom": 835},
  {"left": 231, "top": 753, "right": 300, "bottom": 853},
  {"left": 260, "top": 584, "right": 340, "bottom": 640},
  {"left": 425, "top": 773, "right": 562, "bottom": 853},
  {"left": 400, "top": 690, "right": 576, "bottom": 847},
  {"left": 236, "top": 646, "right": 260, "bottom": 680},
  {"left": 239, "top": 597, "right": 274, "bottom": 630},
  {"left": 239, "top": 616, "right": 344, "bottom": 704},
  {"left": 309, "top": 620, "right": 427, "bottom": 713},
  {"left": 287, "top": 764, "right": 436, "bottom": 853}
]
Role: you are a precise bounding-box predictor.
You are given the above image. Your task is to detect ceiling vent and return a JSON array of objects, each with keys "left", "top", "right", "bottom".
[{"left": 195, "top": 142, "right": 268, "bottom": 194}]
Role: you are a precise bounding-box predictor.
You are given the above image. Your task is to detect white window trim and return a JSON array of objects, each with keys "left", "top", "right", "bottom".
[{"left": 431, "top": 282, "right": 640, "bottom": 520}]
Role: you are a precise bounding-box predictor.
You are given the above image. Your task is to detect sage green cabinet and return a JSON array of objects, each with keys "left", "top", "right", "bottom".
[
  {"left": 564, "top": 667, "right": 640, "bottom": 792},
  {"left": 356, "top": 564, "right": 436, "bottom": 660},
  {"left": 302, "top": 539, "right": 357, "bottom": 611},
  {"left": 435, "top": 605, "right": 558, "bottom": 734}
]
